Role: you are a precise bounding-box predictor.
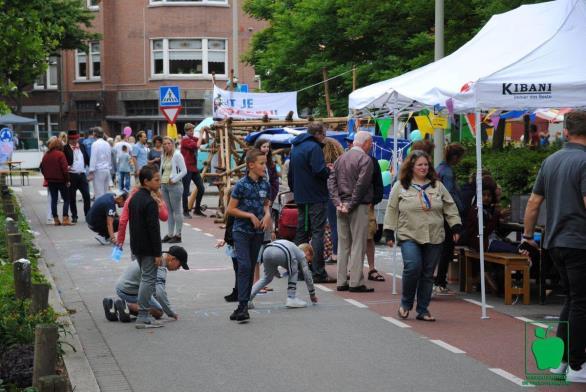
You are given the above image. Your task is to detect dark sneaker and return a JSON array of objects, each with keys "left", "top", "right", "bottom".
[
  {"left": 135, "top": 318, "right": 164, "bottom": 329},
  {"left": 229, "top": 307, "right": 240, "bottom": 321},
  {"left": 114, "top": 299, "right": 131, "bottom": 323},
  {"left": 102, "top": 297, "right": 118, "bottom": 321},
  {"left": 314, "top": 275, "right": 337, "bottom": 284},
  {"left": 224, "top": 289, "right": 238, "bottom": 302},
  {"left": 161, "top": 235, "right": 172, "bottom": 243},
  {"left": 72, "top": 217, "right": 78, "bottom": 224},
  {"left": 168, "top": 235, "right": 182, "bottom": 244},
  {"left": 193, "top": 209, "right": 207, "bottom": 217},
  {"left": 236, "top": 308, "right": 250, "bottom": 323},
  {"left": 183, "top": 212, "right": 192, "bottom": 219}
]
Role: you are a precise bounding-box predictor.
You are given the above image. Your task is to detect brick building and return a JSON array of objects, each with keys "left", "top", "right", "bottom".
[{"left": 13, "top": 0, "right": 264, "bottom": 153}]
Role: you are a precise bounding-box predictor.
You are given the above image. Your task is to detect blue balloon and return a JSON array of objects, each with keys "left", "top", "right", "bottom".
[
  {"left": 381, "top": 171, "right": 392, "bottom": 187},
  {"left": 409, "top": 129, "right": 422, "bottom": 142}
]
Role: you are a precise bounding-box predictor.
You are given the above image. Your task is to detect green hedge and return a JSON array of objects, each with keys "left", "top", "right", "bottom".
[{"left": 455, "top": 143, "right": 559, "bottom": 204}]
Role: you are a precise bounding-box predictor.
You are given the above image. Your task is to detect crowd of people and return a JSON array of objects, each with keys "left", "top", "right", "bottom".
[{"left": 37, "top": 114, "right": 586, "bottom": 381}]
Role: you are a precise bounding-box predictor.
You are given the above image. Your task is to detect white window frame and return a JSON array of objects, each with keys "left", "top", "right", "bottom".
[
  {"left": 75, "top": 41, "right": 101, "bottom": 81},
  {"left": 150, "top": 38, "right": 227, "bottom": 79},
  {"left": 149, "top": 0, "right": 228, "bottom": 6},
  {"left": 87, "top": 0, "right": 99, "bottom": 11},
  {"left": 34, "top": 56, "right": 59, "bottom": 90}
]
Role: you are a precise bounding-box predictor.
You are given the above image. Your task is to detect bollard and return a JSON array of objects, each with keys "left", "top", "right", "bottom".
[
  {"left": 4, "top": 203, "right": 17, "bottom": 220},
  {"left": 32, "top": 324, "right": 58, "bottom": 388},
  {"left": 31, "top": 283, "right": 51, "bottom": 314},
  {"left": 11, "top": 243, "right": 27, "bottom": 263},
  {"left": 13, "top": 259, "right": 32, "bottom": 300},
  {"left": 6, "top": 233, "right": 22, "bottom": 262},
  {"left": 38, "top": 375, "right": 67, "bottom": 392},
  {"left": 5, "top": 217, "right": 18, "bottom": 234}
]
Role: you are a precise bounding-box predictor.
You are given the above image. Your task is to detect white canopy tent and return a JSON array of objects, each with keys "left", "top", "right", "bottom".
[{"left": 349, "top": 0, "right": 586, "bottom": 317}]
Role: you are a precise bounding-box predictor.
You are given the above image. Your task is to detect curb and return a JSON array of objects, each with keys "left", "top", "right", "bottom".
[{"left": 16, "top": 193, "right": 101, "bottom": 392}]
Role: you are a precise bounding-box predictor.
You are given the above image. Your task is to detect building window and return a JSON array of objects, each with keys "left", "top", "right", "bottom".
[
  {"left": 87, "top": 0, "right": 99, "bottom": 10},
  {"left": 36, "top": 114, "right": 60, "bottom": 145},
  {"left": 34, "top": 56, "right": 59, "bottom": 90},
  {"left": 151, "top": 38, "right": 227, "bottom": 77},
  {"left": 124, "top": 100, "right": 159, "bottom": 116},
  {"left": 76, "top": 101, "right": 101, "bottom": 131},
  {"left": 150, "top": 0, "right": 227, "bottom": 5},
  {"left": 182, "top": 99, "right": 205, "bottom": 116},
  {"left": 76, "top": 42, "right": 101, "bottom": 80}
]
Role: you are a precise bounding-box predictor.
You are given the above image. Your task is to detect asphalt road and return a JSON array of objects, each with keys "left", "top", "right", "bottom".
[{"left": 17, "top": 178, "right": 535, "bottom": 392}]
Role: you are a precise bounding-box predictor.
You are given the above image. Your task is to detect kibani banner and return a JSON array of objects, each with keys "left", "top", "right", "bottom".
[{"left": 212, "top": 86, "right": 298, "bottom": 120}]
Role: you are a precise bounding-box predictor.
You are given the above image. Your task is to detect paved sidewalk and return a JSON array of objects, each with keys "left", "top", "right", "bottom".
[{"left": 16, "top": 179, "right": 570, "bottom": 392}]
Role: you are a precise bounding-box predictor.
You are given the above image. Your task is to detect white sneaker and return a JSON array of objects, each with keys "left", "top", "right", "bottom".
[
  {"left": 286, "top": 297, "right": 307, "bottom": 308},
  {"left": 247, "top": 301, "right": 255, "bottom": 309},
  {"left": 567, "top": 363, "right": 586, "bottom": 383},
  {"left": 46, "top": 218, "right": 54, "bottom": 225},
  {"left": 549, "top": 361, "right": 568, "bottom": 374}
]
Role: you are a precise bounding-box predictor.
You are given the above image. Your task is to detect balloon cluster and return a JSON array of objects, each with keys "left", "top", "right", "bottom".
[{"left": 378, "top": 159, "right": 392, "bottom": 187}]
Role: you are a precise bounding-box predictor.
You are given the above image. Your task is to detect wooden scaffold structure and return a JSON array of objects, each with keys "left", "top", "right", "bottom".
[{"left": 199, "top": 117, "right": 349, "bottom": 223}]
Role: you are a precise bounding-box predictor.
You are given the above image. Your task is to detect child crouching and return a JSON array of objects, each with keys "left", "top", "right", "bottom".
[{"left": 249, "top": 240, "right": 318, "bottom": 308}]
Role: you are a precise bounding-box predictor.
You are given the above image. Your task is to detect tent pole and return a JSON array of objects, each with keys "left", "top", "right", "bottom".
[
  {"left": 475, "top": 109, "right": 489, "bottom": 319},
  {"left": 391, "top": 107, "right": 399, "bottom": 295}
]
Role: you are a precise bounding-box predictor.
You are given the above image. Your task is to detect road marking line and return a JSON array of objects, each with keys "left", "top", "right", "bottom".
[
  {"left": 204, "top": 233, "right": 214, "bottom": 237},
  {"left": 429, "top": 340, "right": 466, "bottom": 354},
  {"left": 314, "top": 284, "right": 333, "bottom": 292},
  {"left": 344, "top": 299, "right": 368, "bottom": 308},
  {"left": 463, "top": 298, "right": 494, "bottom": 308},
  {"left": 382, "top": 316, "right": 411, "bottom": 328},
  {"left": 183, "top": 223, "right": 191, "bottom": 226},
  {"left": 386, "top": 273, "right": 402, "bottom": 279},
  {"left": 193, "top": 228, "right": 202, "bottom": 232},
  {"left": 514, "top": 317, "right": 549, "bottom": 329},
  {"left": 488, "top": 368, "right": 533, "bottom": 387}
]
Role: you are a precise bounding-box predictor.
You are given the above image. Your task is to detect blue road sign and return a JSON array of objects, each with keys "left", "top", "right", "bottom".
[{"left": 159, "top": 86, "right": 181, "bottom": 107}]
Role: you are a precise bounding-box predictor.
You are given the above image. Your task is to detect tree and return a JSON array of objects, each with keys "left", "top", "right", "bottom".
[
  {"left": 243, "top": 0, "right": 547, "bottom": 116},
  {"left": 0, "top": 0, "right": 99, "bottom": 114}
]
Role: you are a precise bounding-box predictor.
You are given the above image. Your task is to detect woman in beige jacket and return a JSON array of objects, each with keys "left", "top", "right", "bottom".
[{"left": 383, "top": 150, "right": 461, "bottom": 322}]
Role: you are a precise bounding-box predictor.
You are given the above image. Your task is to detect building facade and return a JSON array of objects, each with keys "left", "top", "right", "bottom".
[{"left": 14, "top": 0, "right": 264, "bottom": 152}]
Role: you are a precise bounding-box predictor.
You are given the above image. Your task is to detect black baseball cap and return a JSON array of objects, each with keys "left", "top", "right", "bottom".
[{"left": 167, "top": 246, "right": 189, "bottom": 270}]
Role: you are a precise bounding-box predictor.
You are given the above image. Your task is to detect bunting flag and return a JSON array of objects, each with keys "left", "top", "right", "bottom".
[{"left": 375, "top": 118, "right": 393, "bottom": 139}]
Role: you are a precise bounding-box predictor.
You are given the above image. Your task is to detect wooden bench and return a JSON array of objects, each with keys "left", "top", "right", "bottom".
[{"left": 464, "top": 250, "right": 531, "bottom": 305}]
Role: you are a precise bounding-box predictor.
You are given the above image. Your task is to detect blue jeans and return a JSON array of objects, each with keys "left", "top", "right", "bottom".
[
  {"left": 118, "top": 172, "right": 130, "bottom": 191},
  {"left": 48, "top": 182, "right": 69, "bottom": 218},
  {"left": 161, "top": 182, "right": 183, "bottom": 236},
  {"left": 327, "top": 200, "right": 338, "bottom": 257},
  {"left": 399, "top": 240, "right": 443, "bottom": 315},
  {"left": 233, "top": 231, "right": 264, "bottom": 306}
]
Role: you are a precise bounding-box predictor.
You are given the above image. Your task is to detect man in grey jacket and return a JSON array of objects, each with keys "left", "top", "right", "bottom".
[
  {"left": 102, "top": 246, "right": 188, "bottom": 324},
  {"left": 328, "top": 131, "right": 374, "bottom": 292}
]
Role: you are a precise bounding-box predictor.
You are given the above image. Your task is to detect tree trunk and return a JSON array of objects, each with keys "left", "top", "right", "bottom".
[{"left": 492, "top": 116, "right": 506, "bottom": 151}]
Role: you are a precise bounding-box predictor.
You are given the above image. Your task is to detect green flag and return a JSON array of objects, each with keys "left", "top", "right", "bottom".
[{"left": 376, "top": 118, "right": 392, "bottom": 139}]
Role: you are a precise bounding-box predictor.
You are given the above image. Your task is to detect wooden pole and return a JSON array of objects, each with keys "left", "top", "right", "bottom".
[
  {"left": 352, "top": 66, "right": 357, "bottom": 91},
  {"left": 322, "top": 67, "right": 333, "bottom": 118},
  {"left": 33, "top": 324, "right": 58, "bottom": 388},
  {"left": 11, "top": 243, "right": 27, "bottom": 262},
  {"left": 31, "top": 283, "right": 51, "bottom": 314},
  {"left": 13, "top": 258, "right": 32, "bottom": 299},
  {"left": 7, "top": 232, "right": 22, "bottom": 262},
  {"left": 38, "top": 375, "right": 67, "bottom": 392}
]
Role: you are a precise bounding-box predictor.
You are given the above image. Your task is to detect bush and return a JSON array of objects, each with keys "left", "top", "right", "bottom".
[{"left": 455, "top": 143, "right": 558, "bottom": 204}]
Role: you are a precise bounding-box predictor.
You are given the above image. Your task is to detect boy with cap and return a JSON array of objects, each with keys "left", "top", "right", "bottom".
[
  {"left": 249, "top": 240, "right": 318, "bottom": 309},
  {"left": 103, "top": 245, "right": 188, "bottom": 324},
  {"left": 86, "top": 190, "right": 128, "bottom": 245}
]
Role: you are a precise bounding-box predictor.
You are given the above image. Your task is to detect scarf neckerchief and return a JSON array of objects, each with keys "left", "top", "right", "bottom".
[{"left": 411, "top": 183, "right": 432, "bottom": 211}]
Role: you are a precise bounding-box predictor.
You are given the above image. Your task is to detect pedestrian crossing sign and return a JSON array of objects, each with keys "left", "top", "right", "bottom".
[{"left": 159, "top": 86, "right": 181, "bottom": 107}]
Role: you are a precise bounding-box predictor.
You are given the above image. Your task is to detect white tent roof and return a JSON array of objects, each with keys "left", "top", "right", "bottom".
[{"left": 349, "top": 0, "right": 586, "bottom": 113}]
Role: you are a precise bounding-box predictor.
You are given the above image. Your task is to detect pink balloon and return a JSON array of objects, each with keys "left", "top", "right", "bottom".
[{"left": 123, "top": 126, "right": 132, "bottom": 137}]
